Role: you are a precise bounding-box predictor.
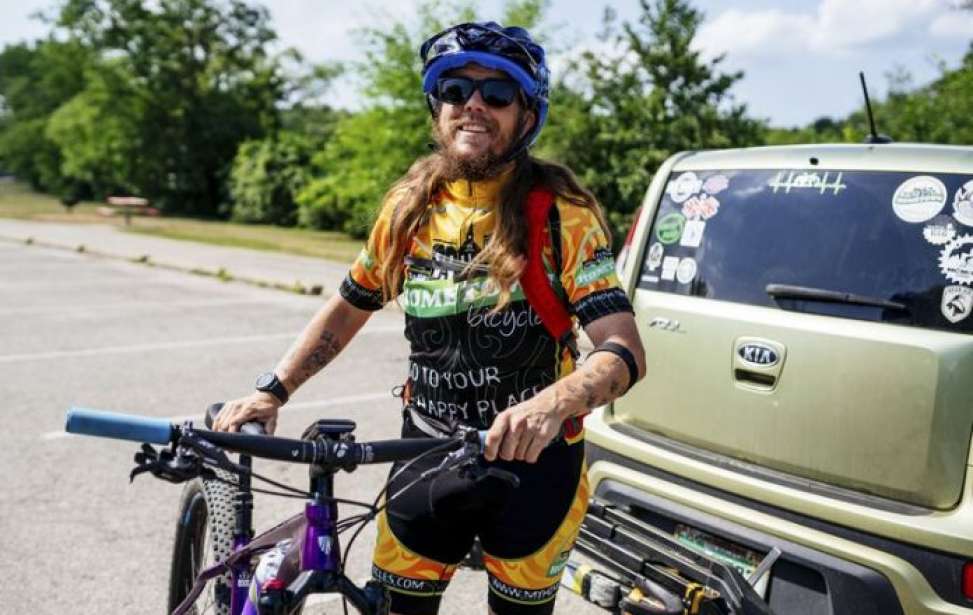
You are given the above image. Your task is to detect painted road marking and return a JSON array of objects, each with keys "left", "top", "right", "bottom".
[
  {"left": 0, "top": 297, "right": 299, "bottom": 316},
  {"left": 0, "top": 324, "right": 402, "bottom": 363}
]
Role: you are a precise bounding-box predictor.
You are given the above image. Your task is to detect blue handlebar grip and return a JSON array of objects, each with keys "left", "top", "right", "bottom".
[{"left": 65, "top": 407, "right": 173, "bottom": 445}]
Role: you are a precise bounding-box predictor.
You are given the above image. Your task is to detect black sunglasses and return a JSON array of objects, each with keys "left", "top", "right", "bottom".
[{"left": 433, "top": 77, "right": 521, "bottom": 108}]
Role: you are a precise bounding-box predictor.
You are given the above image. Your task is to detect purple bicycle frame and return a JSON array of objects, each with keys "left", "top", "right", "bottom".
[{"left": 235, "top": 498, "right": 340, "bottom": 614}]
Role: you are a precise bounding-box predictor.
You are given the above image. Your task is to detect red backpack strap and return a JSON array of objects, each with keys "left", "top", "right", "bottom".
[{"left": 521, "top": 187, "right": 579, "bottom": 360}]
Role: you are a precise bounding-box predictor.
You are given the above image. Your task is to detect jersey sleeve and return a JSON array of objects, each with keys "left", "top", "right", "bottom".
[
  {"left": 339, "top": 195, "right": 398, "bottom": 311},
  {"left": 557, "top": 200, "right": 634, "bottom": 327}
]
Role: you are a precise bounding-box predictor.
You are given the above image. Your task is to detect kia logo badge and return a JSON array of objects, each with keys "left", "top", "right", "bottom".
[{"left": 737, "top": 343, "right": 779, "bottom": 367}]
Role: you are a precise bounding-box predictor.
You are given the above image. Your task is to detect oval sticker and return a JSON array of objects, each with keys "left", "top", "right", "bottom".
[
  {"left": 737, "top": 343, "right": 779, "bottom": 367},
  {"left": 892, "top": 176, "right": 947, "bottom": 224}
]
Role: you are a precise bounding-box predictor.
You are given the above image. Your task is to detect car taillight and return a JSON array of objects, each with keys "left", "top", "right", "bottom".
[{"left": 964, "top": 562, "right": 973, "bottom": 600}]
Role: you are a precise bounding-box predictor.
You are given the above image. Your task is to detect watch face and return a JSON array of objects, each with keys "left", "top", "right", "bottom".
[{"left": 256, "top": 372, "right": 275, "bottom": 389}]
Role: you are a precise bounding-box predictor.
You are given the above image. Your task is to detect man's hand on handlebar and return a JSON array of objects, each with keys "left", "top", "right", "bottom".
[{"left": 213, "top": 392, "right": 280, "bottom": 434}]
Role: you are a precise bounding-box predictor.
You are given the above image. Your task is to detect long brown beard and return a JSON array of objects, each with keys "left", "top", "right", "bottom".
[{"left": 434, "top": 112, "right": 513, "bottom": 181}]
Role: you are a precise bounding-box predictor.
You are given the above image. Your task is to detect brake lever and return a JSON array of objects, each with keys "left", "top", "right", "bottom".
[{"left": 130, "top": 443, "right": 215, "bottom": 484}]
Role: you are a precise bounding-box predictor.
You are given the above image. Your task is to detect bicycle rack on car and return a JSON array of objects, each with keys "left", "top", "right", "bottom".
[{"left": 563, "top": 498, "right": 779, "bottom": 615}]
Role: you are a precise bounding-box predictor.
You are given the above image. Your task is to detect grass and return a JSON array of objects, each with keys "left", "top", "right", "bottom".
[{"left": 0, "top": 179, "right": 363, "bottom": 264}]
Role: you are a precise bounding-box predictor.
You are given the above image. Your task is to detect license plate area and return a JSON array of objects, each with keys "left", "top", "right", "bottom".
[{"left": 674, "top": 524, "right": 761, "bottom": 576}]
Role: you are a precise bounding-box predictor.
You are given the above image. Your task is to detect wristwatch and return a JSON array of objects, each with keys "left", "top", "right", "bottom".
[{"left": 255, "top": 372, "right": 289, "bottom": 404}]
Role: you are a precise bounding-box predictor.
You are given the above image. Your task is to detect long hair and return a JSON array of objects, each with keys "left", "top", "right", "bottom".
[{"left": 379, "top": 153, "right": 610, "bottom": 310}]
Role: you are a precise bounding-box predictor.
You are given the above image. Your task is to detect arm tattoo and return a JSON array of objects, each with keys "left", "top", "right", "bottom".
[
  {"left": 292, "top": 330, "right": 342, "bottom": 387},
  {"left": 579, "top": 358, "right": 627, "bottom": 410}
]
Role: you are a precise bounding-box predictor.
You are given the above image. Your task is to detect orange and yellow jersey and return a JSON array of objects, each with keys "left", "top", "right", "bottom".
[{"left": 339, "top": 171, "right": 633, "bottom": 431}]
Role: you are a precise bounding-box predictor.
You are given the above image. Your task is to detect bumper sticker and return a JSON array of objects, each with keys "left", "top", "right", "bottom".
[
  {"left": 661, "top": 256, "right": 679, "bottom": 281},
  {"left": 666, "top": 172, "right": 702, "bottom": 204},
  {"left": 646, "top": 242, "right": 664, "bottom": 270},
  {"left": 656, "top": 213, "right": 685, "bottom": 245},
  {"left": 939, "top": 235, "right": 973, "bottom": 286},
  {"left": 676, "top": 258, "right": 698, "bottom": 284},
  {"left": 923, "top": 216, "right": 957, "bottom": 246},
  {"left": 942, "top": 285, "right": 973, "bottom": 323},
  {"left": 892, "top": 175, "right": 947, "bottom": 224},
  {"left": 953, "top": 180, "right": 973, "bottom": 227},
  {"left": 680, "top": 219, "right": 706, "bottom": 248},
  {"left": 702, "top": 174, "right": 729, "bottom": 195},
  {"left": 682, "top": 195, "right": 720, "bottom": 220},
  {"left": 768, "top": 170, "right": 846, "bottom": 196}
]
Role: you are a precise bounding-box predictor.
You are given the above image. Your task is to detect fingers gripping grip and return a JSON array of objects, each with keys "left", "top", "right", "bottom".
[{"left": 65, "top": 407, "right": 173, "bottom": 445}]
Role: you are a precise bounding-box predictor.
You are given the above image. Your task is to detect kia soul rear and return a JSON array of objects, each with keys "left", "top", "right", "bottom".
[{"left": 585, "top": 144, "right": 973, "bottom": 614}]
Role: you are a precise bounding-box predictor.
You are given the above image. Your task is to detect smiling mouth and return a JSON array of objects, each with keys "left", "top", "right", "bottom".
[{"left": 458, "top": 124, "right": 490, "bottom": 134}]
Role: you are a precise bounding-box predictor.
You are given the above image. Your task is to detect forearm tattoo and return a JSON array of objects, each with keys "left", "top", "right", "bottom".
[
  {"left": 290, "top": 330, "right": 343, "bottom": 388},
  {"left": 568, "top": 355, "right": 629, "bottom": 413}
]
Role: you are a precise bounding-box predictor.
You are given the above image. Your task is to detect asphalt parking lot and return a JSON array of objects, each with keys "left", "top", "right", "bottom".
[{"left": 0, "top": 240, "right": 602, "bottom": 615}]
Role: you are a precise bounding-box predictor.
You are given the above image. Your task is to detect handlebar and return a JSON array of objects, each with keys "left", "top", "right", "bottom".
[{"left": 65, "top": 407, "right": 485, "bottom": 468}]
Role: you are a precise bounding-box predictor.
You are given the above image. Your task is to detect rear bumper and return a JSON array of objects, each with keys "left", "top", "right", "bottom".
[{"left": 585, "top": 423, "right": 973, "bottom": 614}]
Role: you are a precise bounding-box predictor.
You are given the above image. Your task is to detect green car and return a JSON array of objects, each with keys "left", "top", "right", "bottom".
[{"left": 585, "top": 143, "right": 973, "bottom": 614}]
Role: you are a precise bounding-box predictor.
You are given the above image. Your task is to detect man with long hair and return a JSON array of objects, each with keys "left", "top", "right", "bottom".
[{"left": 215, "top": 21, "right": 645, "bottom": 615}]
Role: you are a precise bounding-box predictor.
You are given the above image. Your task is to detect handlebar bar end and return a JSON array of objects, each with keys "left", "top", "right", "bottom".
[{"left": 65, "top": 407, "right": 173, "bottom": 445}]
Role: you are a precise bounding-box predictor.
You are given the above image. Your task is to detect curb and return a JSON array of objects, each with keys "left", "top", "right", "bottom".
[{"left": 3, "top": 233, "right": 329, "bottom": 297}]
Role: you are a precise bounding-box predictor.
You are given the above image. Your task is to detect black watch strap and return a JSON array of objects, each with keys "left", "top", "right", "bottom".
[{"left": 255, "top": 372, "right": 289, "bottom": 404}]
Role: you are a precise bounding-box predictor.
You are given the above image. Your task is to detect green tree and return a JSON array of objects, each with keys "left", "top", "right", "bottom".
[
  {"left": 0, "top": 40, "right": 92, "bottom": 192},
  {"left": 228, "top": 131, "right": 315, "bottom": 226},
  {"left": 296, "top": 0, "right": 546, "bottom": 237},
  {"left": 51, "top": 0, "right": 288, "bottom": 216},
  {"left": 542, "top": 0, "right": 763, "bottom": 242}
]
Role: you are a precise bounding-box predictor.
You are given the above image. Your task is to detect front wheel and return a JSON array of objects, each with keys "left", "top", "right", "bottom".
[{"left": 168, "top": 472, "right": 237, "bottom": 615}]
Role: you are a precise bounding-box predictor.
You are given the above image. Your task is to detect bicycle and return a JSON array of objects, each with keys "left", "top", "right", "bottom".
[{"left": 65, "top": 404, "right": 515, "bottom": 615}]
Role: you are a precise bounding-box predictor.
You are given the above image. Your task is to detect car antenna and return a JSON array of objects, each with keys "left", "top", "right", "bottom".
[{"left": 859, "top": 71, "right": 892, "bottom": 144}]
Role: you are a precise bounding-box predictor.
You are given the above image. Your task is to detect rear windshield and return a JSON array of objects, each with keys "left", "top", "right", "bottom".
[{"left": 638, "top": 169, "right": 973, "bottom": 334}]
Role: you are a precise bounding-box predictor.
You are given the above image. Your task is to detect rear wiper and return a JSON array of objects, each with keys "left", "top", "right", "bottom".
[{"left": 765, "top": 283, "right": 908, "bottom": 311}]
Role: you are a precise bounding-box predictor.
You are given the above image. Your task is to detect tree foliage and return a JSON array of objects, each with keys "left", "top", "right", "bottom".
[
  {"left": 542, "top": 0, "right": 763, "bottom": 241},
  {"left": 228, "top": 131, "right": 316, "bottom": 226},
  {"left": 1, "top": 0, "right": 968, "bottom": 241},
  {"left": 0, "top": 40, "right": 92, "bottom": 192}
]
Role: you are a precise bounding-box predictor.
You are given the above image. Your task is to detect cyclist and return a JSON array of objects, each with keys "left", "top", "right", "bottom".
[{"left": 215, "top": 21, "right": 645, "bottom": 615}]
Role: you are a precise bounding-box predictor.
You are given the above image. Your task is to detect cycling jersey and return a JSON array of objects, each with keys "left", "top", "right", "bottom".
[
  {"left": 341, "top": 170, "right": 631, "bottom": 615},
  {"left": 340, "top": 169, "right": 633, "bottom": 435}
]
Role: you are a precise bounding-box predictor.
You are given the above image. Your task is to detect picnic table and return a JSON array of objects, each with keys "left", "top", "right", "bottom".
[{"left": 99, "top": 196, "right": 160, "bottom": 225}]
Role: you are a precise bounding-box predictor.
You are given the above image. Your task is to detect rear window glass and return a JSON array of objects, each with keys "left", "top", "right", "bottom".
[{"left": 638, "top": 169, "right": 973, "bottom": 334}]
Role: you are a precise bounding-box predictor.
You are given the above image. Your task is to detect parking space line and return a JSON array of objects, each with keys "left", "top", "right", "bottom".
[
  {"left": 0, "top": 297, "right": 297, "bottom": 316},
  {"left": 0, "top": 324, "right": 402, "bottom": 363},
  {"left": 42, "top": 391, "right": 392, "bottom": 440},
  {"left": 0, "top": 333, "right": 298, "bottom": 363}
]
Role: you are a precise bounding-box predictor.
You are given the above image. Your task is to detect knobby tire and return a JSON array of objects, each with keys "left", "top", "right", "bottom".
[{"left": 168, "top": 470, "right": 237, "bottom": 615}]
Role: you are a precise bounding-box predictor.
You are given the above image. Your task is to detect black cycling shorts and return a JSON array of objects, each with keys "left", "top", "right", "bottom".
[{"left": 371, "top": 421, "right": 589, "bottom": 615}]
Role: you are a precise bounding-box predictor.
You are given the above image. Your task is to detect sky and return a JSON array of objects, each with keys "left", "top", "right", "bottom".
[{"left": 1, "top": 0, "right": 971, "bottom": 127}]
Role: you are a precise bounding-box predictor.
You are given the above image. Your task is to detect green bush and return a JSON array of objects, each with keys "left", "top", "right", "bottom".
[{"left": 229, "top": 132, "right": 314, "bottom": 226}]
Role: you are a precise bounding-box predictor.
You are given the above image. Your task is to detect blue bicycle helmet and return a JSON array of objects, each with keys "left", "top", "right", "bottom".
[{"left": 420, "top": 21, "right": 550, "bottom": 154}]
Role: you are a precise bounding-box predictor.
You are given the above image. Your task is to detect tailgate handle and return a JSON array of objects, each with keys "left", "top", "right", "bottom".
[{"left": 734, "top": 368, "right": 776, "bottom": 388}]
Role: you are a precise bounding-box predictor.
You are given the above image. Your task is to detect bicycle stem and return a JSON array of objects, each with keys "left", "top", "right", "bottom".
[{"left": 304, "top": 466, "right": 342, "bottom": 571}]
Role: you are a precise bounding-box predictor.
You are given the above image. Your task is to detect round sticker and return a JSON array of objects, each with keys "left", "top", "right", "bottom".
[
  {"left": 953, "top": 180, "right": 973, "bottom": 227},
  {"left": 666, "top": 172, "right": 702, "bottom": 204},
  {"left": 646, "top": 242, "right": 664, "bottom": 270},
  {"left": 939, "top": 234, "right": 973, "bottom": 286},
  {"left": 923, "top": 215, "right": 956, "bottom": 246},
  {"left": 892, "top": 175, "right": 947, "bottom": 224},
  {"left": 655, "top": 213, "right": 685, "bottom": 245},
  {"left": 676, "top": 258, "right": 698, "bottom": 284}
]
